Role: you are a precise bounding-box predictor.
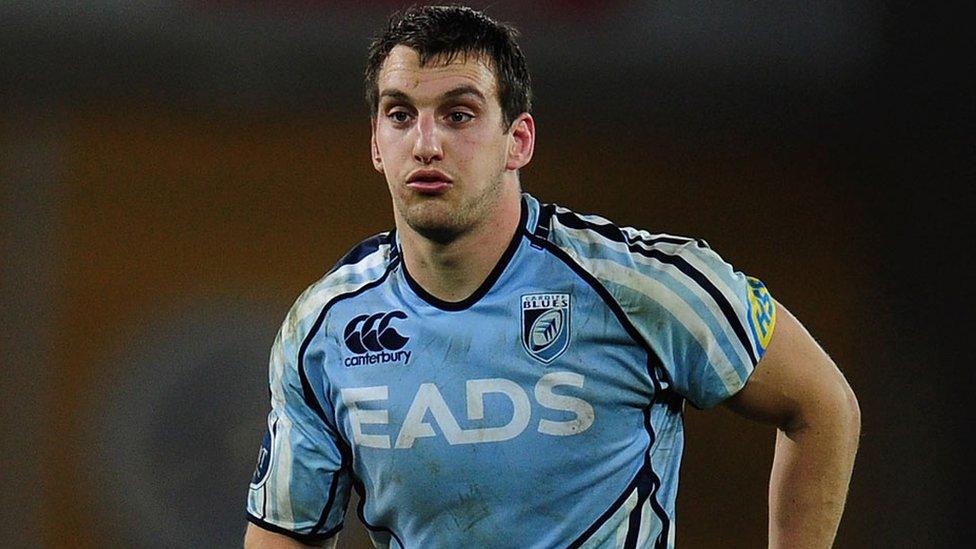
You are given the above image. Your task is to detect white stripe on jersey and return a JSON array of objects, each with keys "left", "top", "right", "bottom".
[
  {"left": 620, "top": 225, "right": 695, "bottom": 247},
  {"left": 291, "top": 243, "right": 393, "bottom": 339},
  {"left": 557, "top": 249, "right": 743, "bottom": 396},
  {"left": 271, "top": 414, "right": 296, "bottom": 524},
  {"left": 613, "top": 488, "right": 640, "bottom": 548},
  {"left": 552, "top": 208, "right": 618, "bottom": 234},
  {"left": 269, "top": 331, "right": 288, "bottom": 407},
  {"left": 554, "top": 206, "right": 696, "bottom": 249},
  {"left": 270, "top": 241, "right": 392, "bottom": 409},
  {"left": 559, "top": 224, "right": 754, "bottom": 374},
  {"left": 262, "top": 240, "right": 392, "bottom": 529},
  {"left": 579, "top": 486, "right": 640, "bottom": 549},
  {"left": 635, "top": 497, "right": 655, "bottom": 547},
  {"left": 622, "top": 228, "right": 763, "bottom": 362}
]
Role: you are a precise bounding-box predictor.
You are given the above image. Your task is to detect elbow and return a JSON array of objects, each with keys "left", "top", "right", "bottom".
[
  {"left": 840, "top": 378, "right": 861, "bottom": 451},
  {"left": 784, "top": 371, "right": 861, "bottom": 453},
  {"left": 809, "top": 373, "right": 861, "bottom": 454}
]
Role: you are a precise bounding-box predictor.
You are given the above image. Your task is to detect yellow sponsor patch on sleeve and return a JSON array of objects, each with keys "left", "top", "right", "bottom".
[{"left": 746, "top": 276, "right": 776, "bottom": 355}]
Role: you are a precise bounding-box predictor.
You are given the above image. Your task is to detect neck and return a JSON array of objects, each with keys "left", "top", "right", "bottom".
[{"left": 397, "top": 186, "right": 522, "bottom": 304}]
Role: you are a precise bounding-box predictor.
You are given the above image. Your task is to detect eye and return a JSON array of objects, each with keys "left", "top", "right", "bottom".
[
  {"left": 388, "top": 111, "right": 411, "bottom": 124},
  {"left": 448, "top": 111, "right": 474, "bottom": 124}
]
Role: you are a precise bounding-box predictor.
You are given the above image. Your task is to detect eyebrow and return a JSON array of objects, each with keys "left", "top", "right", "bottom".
[
  {"left": 379, "top": 85, "right": 487, "bottom": 104},
  {"left": 441, "top": 85, "right": 486, "bottom": 102}
]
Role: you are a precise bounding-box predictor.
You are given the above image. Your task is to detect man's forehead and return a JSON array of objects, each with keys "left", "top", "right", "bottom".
[{"left": 377, "top": 45, "right": 497, "bottom": 97}]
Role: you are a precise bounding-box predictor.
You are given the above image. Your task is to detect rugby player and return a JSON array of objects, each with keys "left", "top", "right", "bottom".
[{"left": 244, "top": 5, "right": 860, "bottom": 548}]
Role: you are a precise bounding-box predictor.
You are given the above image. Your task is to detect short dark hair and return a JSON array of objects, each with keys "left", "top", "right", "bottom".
[{"left": 364, "top": 5, "right": 532, "bottom": 129}]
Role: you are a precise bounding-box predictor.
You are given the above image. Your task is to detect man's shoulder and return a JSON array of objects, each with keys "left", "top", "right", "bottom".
[
  {"left": 324, "top": 230, "right": 397, "bottom": 277},
  {"left": 280, "top": 230, "right": 397, "bottom": 344},
  {"left": 541, "top": 200, "right": 708, "bottom": 268}
]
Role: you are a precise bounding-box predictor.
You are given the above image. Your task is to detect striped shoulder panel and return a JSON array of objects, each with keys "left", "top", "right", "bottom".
[
  {"left": 272, "top": 231, "right": 397, "bottom": 408},
  {"left": 547, "top": 205, "right": 772, "bottom": 408},
  {"left": 285, "top": 231, "right": 394, "bottom": 342}
]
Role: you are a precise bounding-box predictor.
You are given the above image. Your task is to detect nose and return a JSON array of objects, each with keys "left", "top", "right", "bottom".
[{"left": 412, "top": 114, "right": 443, "bottom": 164}]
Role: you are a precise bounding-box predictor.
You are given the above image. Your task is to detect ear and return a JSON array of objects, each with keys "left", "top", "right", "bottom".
[
  {"left": 370, "top": 120, "right": 384, "bottom": 174},
  {"left": 505, "top": 113, "right": 536, "bottom": 171}
]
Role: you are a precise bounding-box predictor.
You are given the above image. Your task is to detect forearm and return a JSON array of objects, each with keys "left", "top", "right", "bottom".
[{"left": 768, "top": 396, "right": 860, "bottom": 548}]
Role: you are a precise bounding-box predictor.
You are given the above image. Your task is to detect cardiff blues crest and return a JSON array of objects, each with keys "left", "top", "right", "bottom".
[{"left": 521, "top": 293, "right": 571, "bottom": 363}]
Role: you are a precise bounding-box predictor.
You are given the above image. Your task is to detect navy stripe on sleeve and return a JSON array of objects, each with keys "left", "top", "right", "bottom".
[{"left": 554, "top": 210, "right": 759, "bottom": 365}]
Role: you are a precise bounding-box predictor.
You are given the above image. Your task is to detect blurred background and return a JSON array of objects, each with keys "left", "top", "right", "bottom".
[{"left": 1, "top": 1, "right": 971, "bottom": 547}]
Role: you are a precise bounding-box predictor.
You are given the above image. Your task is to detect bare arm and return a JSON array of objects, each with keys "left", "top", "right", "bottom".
[
  {"left": 244, "top": 523, "right": 337, "bottom": 549},
  {"left": 724, "top": 301, "right": 860, "bottom": 548}
]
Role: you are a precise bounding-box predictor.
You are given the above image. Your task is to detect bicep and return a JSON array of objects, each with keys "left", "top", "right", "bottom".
[{"left": 724, "top": 300, "right": 858, "bottom": 431}]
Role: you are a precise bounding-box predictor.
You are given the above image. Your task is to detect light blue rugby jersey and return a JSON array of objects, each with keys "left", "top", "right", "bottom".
[{"left": 246, "top": 193, "right": 777, "bottom": 548}]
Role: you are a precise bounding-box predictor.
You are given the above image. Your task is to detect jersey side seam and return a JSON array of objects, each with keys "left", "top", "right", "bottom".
[
  {"left": 526, "top": 227, "right": 672, "bottom": 548},
  {"left": 296, "top": 256, "right": 401, "bottom": 538}
]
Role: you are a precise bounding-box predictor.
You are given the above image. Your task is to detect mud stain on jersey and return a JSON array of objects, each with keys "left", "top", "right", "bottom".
[
  {"left": 449, "top": 484, "right": 491, "bottom": 533},
  {"left": 443, "top": 336, "right": 472, "bottom": 362}
]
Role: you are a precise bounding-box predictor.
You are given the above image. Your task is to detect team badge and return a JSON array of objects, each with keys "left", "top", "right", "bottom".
[
  {"left": 521, "top": 293, "right": 571, "bottom": 363},
  {"left": 745, "top": 277, "right": 776, "bottom": 357},
  {"left": 250, "top": 420, "right": 276, "bottom": 489}
]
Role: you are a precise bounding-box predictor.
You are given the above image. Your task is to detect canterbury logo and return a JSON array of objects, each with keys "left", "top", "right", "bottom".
[{"left": 343, "top": 310, "right": 410, "bottom": 354}]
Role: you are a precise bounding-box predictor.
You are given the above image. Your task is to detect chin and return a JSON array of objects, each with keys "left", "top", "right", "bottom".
[
  {"left": 401, "top": 203, "right": 466, "bottom": 244},
  {"left": 406, "top": 215, "right": 463, "bottom": 244}
]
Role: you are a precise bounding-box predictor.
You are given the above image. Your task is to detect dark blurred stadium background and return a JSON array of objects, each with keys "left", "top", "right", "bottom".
[{"left": 1, "top": 1, "right": 970, "bottom": 547}]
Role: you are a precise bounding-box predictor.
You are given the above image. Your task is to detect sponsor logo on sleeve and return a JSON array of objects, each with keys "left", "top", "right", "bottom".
[
  {"left": 249, "top": 420, "right": 276, "bottom": 489},
  {"left": 746, "top": 277, "right": 776, "bottom": 355},
  {"left": 521, "top": 293, "right": 571, "bottom": 363}
]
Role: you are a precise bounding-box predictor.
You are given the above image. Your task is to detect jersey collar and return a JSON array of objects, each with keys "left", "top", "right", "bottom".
[{"left": 396, "top": 194, "right": 533, "bottom": 312}]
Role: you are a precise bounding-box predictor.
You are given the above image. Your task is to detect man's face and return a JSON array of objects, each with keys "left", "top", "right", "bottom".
[{"left": 371, "top": 45, "right": 530, "bottom": 243}]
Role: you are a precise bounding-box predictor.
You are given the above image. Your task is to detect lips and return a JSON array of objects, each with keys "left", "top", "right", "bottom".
[{"left": 406, "top": 169, "right": 453, "bottom": 194}]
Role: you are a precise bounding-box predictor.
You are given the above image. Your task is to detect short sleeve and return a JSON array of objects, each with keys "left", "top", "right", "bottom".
[
  {"left": 548, "top": 206, "right": 777, "bottom": 409},
  {"left": 623, "top": 240, "right": 777, "bottom": 408},
  {"left": 246, "top": 313, "right": 352, "bottom": 543}
]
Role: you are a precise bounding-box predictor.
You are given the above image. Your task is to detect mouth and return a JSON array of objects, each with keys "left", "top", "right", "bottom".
[{"left": 406, "top": 169, "right": 453, "bottom": 195}]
